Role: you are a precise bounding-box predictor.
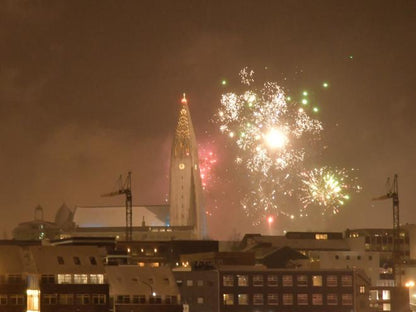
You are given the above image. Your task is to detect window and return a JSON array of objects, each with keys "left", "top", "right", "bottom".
[
  {"left": 360, "top": 285, "right": 366, "bottom": 294},
  {"left": 89, "top": 256, "right": 97, "bottom": 265},
  {"left": 186, "top": 280, "right": 193, "bottom": 286},
  {"left": 42, "top": 294, "right": 57, "bottom": 305},
  {"left": 253, "top": 274, "right": 264, "bottom": 286},
  {"left": 297, "top": 275, "right": 308, "bottom": 287},
  {"left": 76, "top": 294, "right": 91, "bottom": 305},
  {"left": 383, "top": 303, "right": 391, "bottom": 311},
  {"left": 59, "top": 294, "right": 74, "bottom": 305},
  {"left": 90, "top": 274, "right": 104, "bottom": 284},
  {"left": 382, "top": 290, "right": 391, "bottom": 300},
  {"left": 223, "top": 275, "right": 233, "bottom": 287},
  {"left": 297, "top": 293, "right": 308, "bottom": 305},
  {"left": 57, "top": 256, "right": 64, "bottom": 264},
  {"left": 267, "top": 274, "right": 278, "bottom": 287},
  {"left": 132, "top": 295, "right": 146, "bottom": 304},
  {"left": 116, "top": 295, "right": 130, "bottom": 304},
  {"left": 312, "top": 275, "right": 322, "bottom": 286},
  {"left": 9, "top": 294, "right": 24, "bottom": 305},
  {"left": 150, "top": 295, "right": 162, "bottom": 304},
  {"left": 312, "top": 293, "right": 323, "bottom": 305},
  {"left": 0, "top": 295, "right": 7, "bottom": 305},
  {"left": 357, "top": 255, "right": 361, "bottom": 260},
  {"left": 282, "top": 293, "right": 293, "bottom": 305},
  {"left": 342, "top": 293, "right": 353, "bottom": 305},
  {"left": 92, "top": 294, "right": 106, "bottom": 305},
  {"left": 74, "top": 274, "right": 88, "bottom": 284},
  {"left": 238, "top": 294, "right": 248, "bottom": 305},
  {"left": 267, "top": 293, "right": 278, "bottom": 305},
  {"left": 197, "top": 297, "right": 204, "bottom": 304},
  {"left": 282, "top": 275, "right": 293, "bottom": 287},
  {"left": 223, "top": 294, "right": 234, "bottom": 305},
  {"left": 253, "top": 294, "right": 264, "bottom": 305},
  {"left": 237, "top": 275, "right": 248, "bottom": 286},
  {"left": 369, "top": 255, "right": 373, "bottom": 260},
  {"left": 326, "top": 275, "right": 338, "bottom": 287},
  {"left": 327, "top": 293, "right": 338, "bottom": 305},
  {"left": 57, "top": 274, "right": 72, "bottom": 284},
  {"left": 335, "top": 255, "right": 339, "bottom": 260},
  {"left": 197, "top": 280, "right": 204, "bottom": 286},
  {"left": 41, "top": 274, "right": 55, "bottom": 284},
  {"left": 315, "top": 233, "right": 328, "bottom": 240},
  {"left": 346, "top": 255, "right": 350, "bottom": 260},
  {"left": 341, "top": 275, "right": 353, "bottom": 287}
]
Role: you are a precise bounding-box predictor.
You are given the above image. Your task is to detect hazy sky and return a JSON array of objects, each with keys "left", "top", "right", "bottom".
[{"left": 1, "top": 0, "right": 415, "bottom": 239}]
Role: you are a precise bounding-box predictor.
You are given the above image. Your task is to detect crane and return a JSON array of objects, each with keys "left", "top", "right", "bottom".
[
  {"left": 373, "top": 174, "right": 401, "bottom": 286},
  {"left": 102, "top": 172, "right": 133, "bottom": 241}
]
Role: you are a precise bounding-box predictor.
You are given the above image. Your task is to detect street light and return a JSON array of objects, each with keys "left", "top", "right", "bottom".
[{"left": 140, "top": 280, "right": 157, "bottom": 301}]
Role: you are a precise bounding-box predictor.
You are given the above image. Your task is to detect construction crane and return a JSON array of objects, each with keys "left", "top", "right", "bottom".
[
  {"left": 373, "top": 174, "right": 401, "bottom": 286},
  {"left": 102, "top": 172, "right": 133, "bottom": 241}
]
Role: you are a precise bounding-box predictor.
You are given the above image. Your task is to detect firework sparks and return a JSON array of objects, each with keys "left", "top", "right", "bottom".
[
  {"left": 198, "top": 147, "right": 217, "bottom": 190},
  {"left": 216, "top": 69, "right": 323, "bottom": 177},
  {"left": 299, "top": 167, "right": 362, "bottom": 215}
]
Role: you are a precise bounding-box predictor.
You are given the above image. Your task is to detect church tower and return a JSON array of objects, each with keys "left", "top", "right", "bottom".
[{"left": 169, "top": 94, "right": 206, "bottom": 239}]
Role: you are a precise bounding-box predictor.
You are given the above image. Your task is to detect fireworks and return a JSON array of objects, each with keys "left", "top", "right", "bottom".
[
  {"left": 216, "top": 68, "right": 323, "bottom": 177},
  {"left": 198, "top": 147, "right": 217, "bottom": 190},
  {"left": 299, "top": 167, "right": 362, "bottom": 215},
  {"left": 215, "top": 68, "right": 361, "bottom": 226}
]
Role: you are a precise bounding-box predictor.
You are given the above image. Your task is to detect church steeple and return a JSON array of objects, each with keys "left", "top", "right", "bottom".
[{"left": 169, "top": 94, "right": 206, "bottom": 239}]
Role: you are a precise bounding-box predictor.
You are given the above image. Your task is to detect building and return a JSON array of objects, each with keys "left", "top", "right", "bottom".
[
  {"left": 169, "top": 94, "right": 206, "bottom": 239},
  {"left": 105, "top": 265, "right": 181, "bottom": 312}
]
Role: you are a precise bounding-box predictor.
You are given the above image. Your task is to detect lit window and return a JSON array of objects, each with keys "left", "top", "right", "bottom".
[
  {"left": 267, "top": 293, "right": 278, "bottom": 305},
  {"left": 282, "top": 275, "right": 293, "bottom": 287},
  {"left": 382, "top": 290, "right": 391, "bottom": 300},
  {"left": 360, "top": 285, "right": 365, "bottom": 294},
  {"left": 327, "top": 275, "right": 338, "bottom": 287},
  {"left": 282, "top": 293, "right": 293, "bottom": 305},
  {"left": 341, "top": 275, "right": 353, "bottom": 287},
  {"left": 57, "top": 274, "right": 72, "bottom": 284},
  {"left": 223, "top": 275, "right": 233, "bottom": 287},
  {"left": 186, "top": 280, "right": 193, "bottom": 287},
  {"left": 253, "top": 274, "right": 264, "bottom": 287},
  {"left": 237, "top": 275, "right": 248, "bottom": 287},
  {"left": 297, "top": 275, "right": 308, "bottom": 287},
  {"left": 310, "top": 293, "right": 321, "bottom": 305},
  {"left": 297, "top": 293, "right": 308, "bottom": 305},
  {"left": 197, "top": 297, "right": 204, "bottom": 304},
  {"left": 342, "top": 293, "right": 353, "bottom": 305},
  {"left": 197, "top": 280, "right": 203, "bottom": 286},
  {"left": 327, "top": 293, "right": 338, "bottom": 305},
  {"left": 26, "top": 289, "right": 40, "bottom": 311},
  {"left": 315, "top": 234, "right": 328, "bottom": 240},
  {"left": 89, "top": 274, "right": 104, "bottom": 284},
  {"left": 383, "top": 303, "right": 391, "bottom": 311},
  {"left": 223, "top": 293, "right": 234, "bottom": 305},
  {"left": 312, "top": 275, "right": 322, "bottom": 286},
  {"left": 74, "top": 274, "right": 88, "bottom": 284},
  {"left": 267, "top": 274, "right": 278, "bottom": 287},
  {"left": 253, "top": 293, "right": 264, "bottom": 305},
  {"left": 238, "top": 294, "right": 248, "bottom": 305}
]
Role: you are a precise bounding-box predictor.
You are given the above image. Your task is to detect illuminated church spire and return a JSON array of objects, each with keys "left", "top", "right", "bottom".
[{"left": 169, "top": 94, "right": 206, "bottom": 239}]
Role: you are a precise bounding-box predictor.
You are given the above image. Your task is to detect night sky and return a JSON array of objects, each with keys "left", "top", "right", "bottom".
[{"left": 1, "top": 0, "right": 416, "bottom": 240}]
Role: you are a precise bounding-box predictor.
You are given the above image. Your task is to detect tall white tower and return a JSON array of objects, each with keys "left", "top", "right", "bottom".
[{"left": 169, "top": 94, "right": 206, "bottom": 239}]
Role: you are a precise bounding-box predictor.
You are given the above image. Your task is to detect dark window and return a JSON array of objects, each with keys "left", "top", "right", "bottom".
[
  {"left": 41, "top": 275, "right": 55, "bottom": 284},
  {"left": 89, "top": 257, "right": 97, "bottom": 265},
  {"left": 346, "top": 255, "right": 350, "bottom": 260},
  {"left": 369, "top": 255, "right": 373, "bottom": 260},
  {"left": 57, "top": 256, "right": 64, "bottom": 265},
  {"left": 357, "top": 255, "right": 361, "bottom": 260},
  {"left": 73, "top": 257, "right": 81, "bottom": 265},
  {"left": 335, "top": 255, "right": 339, "bottom": 260}
]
